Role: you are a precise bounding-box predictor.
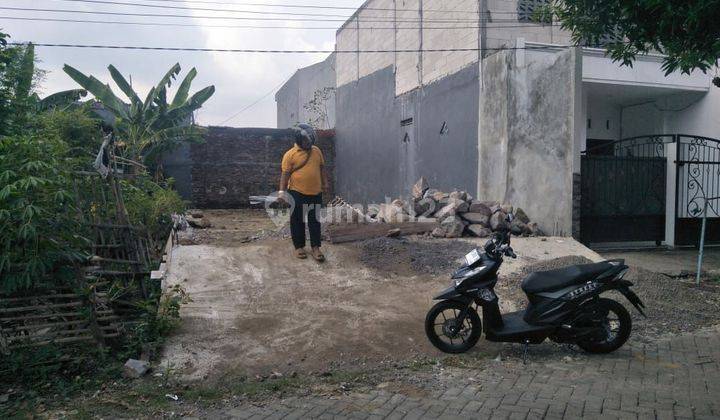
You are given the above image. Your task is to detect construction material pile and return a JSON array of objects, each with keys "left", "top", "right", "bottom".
[{"left": 366, "top": 177, "right": 544, "bottom": 239}]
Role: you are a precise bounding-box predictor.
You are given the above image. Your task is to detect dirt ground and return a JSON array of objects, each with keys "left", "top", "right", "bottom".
[
  {"left": 162, "top": 210, "right": 720, "bottom": 385},
  {"left": 180, "top": 209, "right": 280, "bottom": 247},
  {"left": 163, "top": 211, "right": 603, "bottom": 382}
]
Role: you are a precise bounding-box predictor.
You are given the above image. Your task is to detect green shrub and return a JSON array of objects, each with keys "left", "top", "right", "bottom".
[
  {"left": 122, "top": 176, "right": 185, "bottom": 240},
  {"left": 0, "top": 132, "right": 90, "bottom": 292}
]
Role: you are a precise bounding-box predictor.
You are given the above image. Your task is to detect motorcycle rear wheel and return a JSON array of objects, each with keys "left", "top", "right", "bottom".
[
  {"left": 425, "top": 300, "right": 482, "bottom": 354},
  {"left": 577, "top": 298, "right": 632, "bottom": 354}
]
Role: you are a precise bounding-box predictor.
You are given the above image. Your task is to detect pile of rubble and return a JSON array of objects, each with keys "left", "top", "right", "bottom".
[{"left": 367, "top": 177, "right": 544, "bottom": 239}]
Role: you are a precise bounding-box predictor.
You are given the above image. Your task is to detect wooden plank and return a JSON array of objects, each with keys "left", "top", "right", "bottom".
[
  {"left": 7, "top": 333, "right": 121, "bottom": 349},
  {"left": 4, "top": 316, "right": 120, "bottom": 332},
  {"left": 0, "top": 294, "right": 82, "bottom": 303},
  {"left": 0, "top": 302, "right": 82, "bottom": 314},
  {"left": 327, "top": 220, "right": 439, "bottom": 244},
  {"left": 84, "top": 270, "right": 149, "bottom": 277},
  {"left": 89, "top": 256, "right": 141, "bottom": 265},
  {"left": 1, "top": 310, "right": 113, "bottom": 322},
  {"left": 6, "top": 326, "right": 122, "bottom": 343},
  {"left": 0, "top": 322, "right": 7, "bottom": 355}
]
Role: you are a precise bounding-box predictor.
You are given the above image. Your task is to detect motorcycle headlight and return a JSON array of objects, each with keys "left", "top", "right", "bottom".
[{"left": 454, "top": 265, "right": 486, "bottom": 287}]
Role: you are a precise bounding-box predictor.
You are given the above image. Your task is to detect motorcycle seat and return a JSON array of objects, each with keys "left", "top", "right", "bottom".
[{"left": 521, "top": 262, "right": 615, "bottom": 294}]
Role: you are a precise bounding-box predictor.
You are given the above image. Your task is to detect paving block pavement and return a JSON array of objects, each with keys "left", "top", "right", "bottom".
[{"left": 203, "top": 326, "right": 720, "bottom": 419}]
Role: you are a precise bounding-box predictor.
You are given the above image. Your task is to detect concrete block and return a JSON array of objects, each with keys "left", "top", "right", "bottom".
[{"left": 123, "top": 359, "right": 150, "bottom": 378}]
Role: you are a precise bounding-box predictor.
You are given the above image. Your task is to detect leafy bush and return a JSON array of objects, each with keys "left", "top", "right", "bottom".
[
  {"left": 122, "top": 176, "right": 186, "bottom": 240},
  {"left": 0, "top": 132, "right": 90, "bottom": 292},
  {"left": 29, "top": 106, "right": 103, "bottom": 159},
  {"left": 121, "top": 285, "right": 192, "bottom": 358}
]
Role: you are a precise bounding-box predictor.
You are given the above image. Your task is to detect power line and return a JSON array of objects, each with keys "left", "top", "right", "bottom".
[
  {"left": 10, "top": 42, "right": 575, "bottom": 54},
  {"left": 0, "top": 5, "right": 513, "bottom": 23},
  {"left": 0, "top": 16, "right": 563, "bottom": 31},
  {"left": 44, "top": 0, "right": 357, "bottom": 19},
  {"left": 60, "top": 0, "right": 522, "bottom": 15},
  {"left": 220, "top": 74, "right": 293, "bottom": 125}
]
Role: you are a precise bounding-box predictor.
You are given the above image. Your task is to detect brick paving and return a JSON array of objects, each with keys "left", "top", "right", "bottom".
[{"left": 205, "top": 327, "right": 720, "bottom": 419}]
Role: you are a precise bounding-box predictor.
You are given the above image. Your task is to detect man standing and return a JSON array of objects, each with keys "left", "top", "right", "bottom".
[{"left": 279, "top": 124, "right": 329, "bottom": 261}]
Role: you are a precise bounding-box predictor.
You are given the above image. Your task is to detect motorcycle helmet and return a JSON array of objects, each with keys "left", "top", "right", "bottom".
[{"left": 293, "top": 123, "right": 317, "bottom": 150}]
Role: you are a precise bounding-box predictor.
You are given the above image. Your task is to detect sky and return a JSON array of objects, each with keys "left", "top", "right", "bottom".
[{"left": 1, "top": 0, "right": 366, "bottom": 127}]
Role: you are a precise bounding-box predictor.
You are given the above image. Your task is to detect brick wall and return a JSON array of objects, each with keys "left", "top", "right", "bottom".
[{"left": 191, "top": 127, "right": 335, "bottom": 208}]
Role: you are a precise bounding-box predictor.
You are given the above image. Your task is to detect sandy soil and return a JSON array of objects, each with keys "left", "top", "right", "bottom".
[{"left": 161, "top": 227, "right": 602, "bottom": 382}]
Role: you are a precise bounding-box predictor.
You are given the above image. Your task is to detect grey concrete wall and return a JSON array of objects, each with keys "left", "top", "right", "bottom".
[
  {"left": 479, "top": 48, "right": 580, "bottom": 236},
  {"left": 275, "top": 54, "right": 336, "bottom": 129},
  {"left": 161, "top": 143, "right": 192, "bottom": 201},
  {"left": 335, "top": 64, "right": 479, "bottom": 204}
]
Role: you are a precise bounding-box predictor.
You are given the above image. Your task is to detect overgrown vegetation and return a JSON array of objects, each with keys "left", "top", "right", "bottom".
[{"left": 0, "top": 32, "right": 206, "bottom": 411}]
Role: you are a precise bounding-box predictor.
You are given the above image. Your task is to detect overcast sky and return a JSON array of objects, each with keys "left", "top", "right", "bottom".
[{"left": 1, "top": 0, "right": 365, "bottom": 127}]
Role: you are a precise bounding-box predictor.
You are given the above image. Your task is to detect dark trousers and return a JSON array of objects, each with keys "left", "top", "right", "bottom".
[{"left": 289, "top": 190, "right": 322, "bottom": 249}]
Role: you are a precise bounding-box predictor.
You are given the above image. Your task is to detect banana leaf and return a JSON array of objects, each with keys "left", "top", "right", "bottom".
[
  {"left": 63, "top": 65, "right": 130, "bottom": 119},
  {"left": 170, "top": 68, "right": 197, "bottom": 108},
  {"left": 108, "top": 64, "right": 141, "bottom": 105},
  {"left": 37, "top": 89, "right": 88, "bottom": 110}
]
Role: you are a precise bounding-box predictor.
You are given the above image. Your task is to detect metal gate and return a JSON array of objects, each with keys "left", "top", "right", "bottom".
[
  {"left": 580, "top": 135, "right": 673, "bottom": 244},
  {"left": 675, "top": 135, "right": 720, "bottom": 246}
]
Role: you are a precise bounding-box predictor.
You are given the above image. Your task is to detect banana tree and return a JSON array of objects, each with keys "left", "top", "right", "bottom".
[{"left": 62, "top": 63, "right": 215, "bottom": 168}]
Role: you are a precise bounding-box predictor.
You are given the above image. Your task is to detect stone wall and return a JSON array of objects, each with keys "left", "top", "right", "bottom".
[{"left": 190, "top": 127, "right": 335, "bottom": 208}]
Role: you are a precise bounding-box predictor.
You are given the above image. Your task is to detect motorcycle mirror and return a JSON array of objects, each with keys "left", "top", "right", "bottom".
[{"left": 506, "top": 213, "right": 514, "bottom": 223}]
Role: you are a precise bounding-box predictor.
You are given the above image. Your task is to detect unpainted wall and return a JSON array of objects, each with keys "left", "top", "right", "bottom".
[
  {"left": 479, "top": 48, "right": 580, "bottom": 236},
  {"left": 275, "top": 54, "right": 336, "bottom": 129},
  {"left": 191, "top": 127, "right": 335, "bottom": 208},
  {"left": 335, "top": 64, "right": 479, "bottom": 204}
]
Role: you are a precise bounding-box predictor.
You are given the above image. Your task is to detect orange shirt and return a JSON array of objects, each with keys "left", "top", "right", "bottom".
[{"left": 281, "top": 145, "right": 325, "bottom": 195}]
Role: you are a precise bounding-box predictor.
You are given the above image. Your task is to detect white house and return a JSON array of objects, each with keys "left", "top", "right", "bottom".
[{"left": 276, "top": 0, "right": 720, "bottom": 246}]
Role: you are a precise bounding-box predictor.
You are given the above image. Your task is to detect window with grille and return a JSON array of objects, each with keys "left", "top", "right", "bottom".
[{"left": 517, "top": 0, "right": 551, "bottom": 23}]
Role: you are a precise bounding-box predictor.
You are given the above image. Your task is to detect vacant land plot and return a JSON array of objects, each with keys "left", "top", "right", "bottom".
[
  {"left": 162, "top": 212, "right": 602, "bottom": 382},
  {"left": 162, "top": 211, "right": 720, "bottom": 386}
]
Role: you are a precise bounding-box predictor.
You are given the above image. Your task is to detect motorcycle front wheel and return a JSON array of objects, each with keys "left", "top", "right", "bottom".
[{"left": 425, "top": 300, "right": 482, "bottom": 354}]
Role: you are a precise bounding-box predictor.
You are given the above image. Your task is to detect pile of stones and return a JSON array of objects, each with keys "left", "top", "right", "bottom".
[{"left": 368, "top": 177, "right": 544, "bottom": 239}]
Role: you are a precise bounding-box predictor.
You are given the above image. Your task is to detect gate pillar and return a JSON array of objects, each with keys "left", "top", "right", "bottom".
[{"left": 664, "top": 141, "right": 677, "bottom": 247}]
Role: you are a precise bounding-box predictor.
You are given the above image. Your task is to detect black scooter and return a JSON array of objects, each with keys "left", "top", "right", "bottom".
[{"left": 425, "top": 222, "right": 646, "bottom": 356}]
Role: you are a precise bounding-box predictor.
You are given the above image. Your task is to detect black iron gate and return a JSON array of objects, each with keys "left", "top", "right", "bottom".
[
  {"left": 580, "top": 135, "right": 673, "bottom": 244},
  {"left": 675, "top": 135, "right": 720, "bottom": 246}
]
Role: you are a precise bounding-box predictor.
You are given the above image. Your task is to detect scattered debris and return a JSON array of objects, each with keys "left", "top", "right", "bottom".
[
  {"left": 123, "top": 359, "right": 150, "bottom": 379},
  {"left": 0, "top": 394, "right": 9, "bottom": 403},
  {"left": 186, "top": 216, "right": 212, "bottom": 229},
  {"left": 386, "top": 228, "right": 401, "bottom": 238},
  {"left": 165, "top": 394, "right": 179, "bottom": 401}
]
